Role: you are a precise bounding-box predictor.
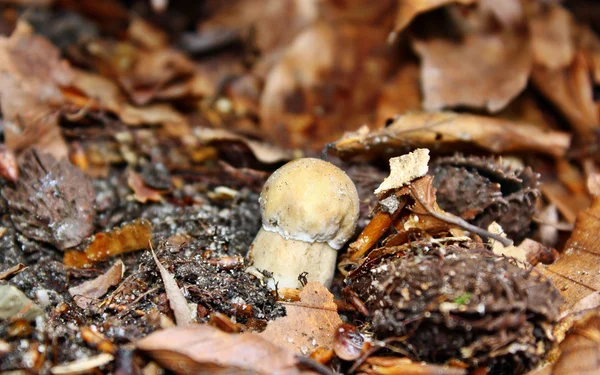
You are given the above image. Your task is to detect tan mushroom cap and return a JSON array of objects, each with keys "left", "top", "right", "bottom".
[{"left": 259, "top": 158, "right": 359, "bottom": 250}]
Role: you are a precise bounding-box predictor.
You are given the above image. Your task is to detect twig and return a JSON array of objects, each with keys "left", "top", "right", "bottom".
[{"left": 409, "top": 185, "right": 514, "bottom": 247}]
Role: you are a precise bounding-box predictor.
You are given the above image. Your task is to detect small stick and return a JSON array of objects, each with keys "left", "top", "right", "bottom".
[{"left": 409, "top": 185, "right": 513, "bottom": 247}]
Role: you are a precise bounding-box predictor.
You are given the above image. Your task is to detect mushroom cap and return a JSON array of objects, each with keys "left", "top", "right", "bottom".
[{"left": 259, "top": 158, "right": 359, "bottom": 249}]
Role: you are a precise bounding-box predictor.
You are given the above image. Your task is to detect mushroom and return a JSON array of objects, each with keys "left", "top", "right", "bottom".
[{"left": 248, "top": 158, "right": 360, "bottom": 289}]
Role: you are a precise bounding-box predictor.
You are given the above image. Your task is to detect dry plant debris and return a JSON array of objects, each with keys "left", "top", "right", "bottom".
[
  {"left": 260, "top": 282, "right": 343, "bottom": 354},
  {"left": 0, "top": 1, "right": 599, "bottom": 374}
]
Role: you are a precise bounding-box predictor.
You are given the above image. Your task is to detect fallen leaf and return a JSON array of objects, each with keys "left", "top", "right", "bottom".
[
  {"left": 68, "top": 261, "right": 124, "bottom": 309},
  {"left": 136, "top": 325, "right": 316, "bottom": 375},
  {"left": 532, "top": 313, "right": 600, "bottom": 375},
  {"left": 333, "top": 112, "right": 571, "bottom": 159},
  {"left": 119, "top": 103, "right": 187, "bottom": 127},
  {"left": 393, "top": 0, "right": 476, "bottom": 36},
  {"left": 2, "top": 150, "right": 96, "bottom": 250},
  {"left": 260, "top": 282, "right": 343, "bottom": 354},
  {"left": 260, "top": 22, "right": 392, "bottom": 149},
  {"left": 195, "top": 127, "right": 293, "bottom": 164},
  {"left": 358, "top": 356, "right": 467, "bottom": 375},
  {"left": 539, "top": 198, "right": 600, "bottom": 311},
  {"left": 151, "top": 247, "right": 192, "bottom": 326},
  {"left": 529, "top": 3, "right": 576, "bottom": 70},
  {"left": 66, "top": 68, "right": 123, "bottom": 113},
  {"left": 127, "top": 171, "right": 164, "bottom": 203},
  {"left": 532, "top": 52, "right": 599, "bottom": 137},
  {"left": 374, "top": 148, "right": 430, "bottom": 195},
  {"left": 413, "top": 30, "right": 532, "bottom": 112},
  {"left": 540, "top": 180, "right": 591, "bottom": 224},
  {"left": 50, "top": 353, "right": 114, "bottom": 375},
  {"left": 375, "top": 62, "right": 422, "bottom": 126},
  {"left": 0, "top": 21, "right": 73, "bottom": 159}
]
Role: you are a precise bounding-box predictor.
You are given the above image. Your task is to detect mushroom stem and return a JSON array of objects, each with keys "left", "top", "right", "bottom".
[{"left": 249, "top": 228, "right": 337, "bottom": 289}]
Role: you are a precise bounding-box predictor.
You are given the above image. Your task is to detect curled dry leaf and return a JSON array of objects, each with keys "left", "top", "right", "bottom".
[
  {"left": 333, "top": 112, "right": 571, "bottom": 159},
  {"left": 413, "top": 30, "right": 532, "bottom": 112},
  {"left": 538, "top": 198, "right": 600, "bottom": 310},
  {"left": 536, "top": 313, "right": 600, "bottom": 375},
  {"left": 393, "top": 0, "right": 476, "bottom": 36},
  {"left": 358, "top": 356, "right": 467, "bottom": 375},
  {"left": 127, "top": 171, "right": 164, "bottom": 203},
  {"left": 50, "top": 353, "right": 114, "bottom": 375},
  {"left": 0, "top": 144, "right": 19, "bottom": 183},
  {"left": 195, "top": 127, "right": 293, "bottom": 164},
  {"left": 136, "top": 324, "right": 317, "bottom": 375},
  {"left": 63, "top": 219, "right": 152, "bottom": 268},
  {"left": 119, "top": 103, "right": 188, "bottom": 127},
  {"left": 68, "top": 260, "right": 124, "bottom": 309},
  {"left": 2, "top": 151, "right": 96, "bottom": 250},
  {"left": 532, "top": 52, "right": 599, "bottom": 137},
  {"left": 260, "top": 282, "right": 343, "bottom": 355},
  {"left": 150, "top": 247, "right": 193, "bottom": 326}
]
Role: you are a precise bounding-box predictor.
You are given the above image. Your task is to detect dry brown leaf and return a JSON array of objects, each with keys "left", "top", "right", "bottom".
[
  {"left": 260, "top": 21, "right": 392, "bottom": 149},
  {"left": 68, "top": 261, "right": 124, "bottom": 309},
  {"left": 529, "top": 3, "right": 575, "bottom": 70},
  {"left": 413, "top": 30, "right": 532, "bottom": 112},
  {"left": 136, "top": 325, "right": 316, "bottom": 375},
  {"left": 540, "top": 180, "right": 591, "bottom": 224},
  {"left": 393, "top": 0, "right": 476, "bottom": 36},
  {"left": 86, "top": 40, "right": 194, "bottom": 105},
  {"left": 539, "top": 198, "right": 600, "bottom": 311},
  {"left": 151, "top": 247, "right": 192, "bottom": 326},
  {"left": 333, "top": 112, "right": 571, "bottom": 159},
  {"left": 50, "top": 353, "right": 114, "bottom": 375},
  {"left": 67, "top": 69, "right": 123, "bottom": 113},
  {"left": 260, "top": 282, "right": 343, "bottom": 354},
  {"left": 532, "top": 52, "right": 599, "bottom": 137},
  {"left": 532, "top": 313, "right": 600, "bottom": 375},
  {"left": 0, "top": 22, "right": 73, "bottom": 159},
  {"left": 195, "top": 127, "right": 293, "bottom": 164},
  {"left": 127, "top": 16, "right": 168, "bottom": 50},
  {"left": 119, "top": 103, "right": 187, "bottom": 127},
  {"left": 375, "top": 62, "right": 422, "bottom": 127},
  {"left": 127, "top": 171, "right": 164, "bottom": 203},
  {"left": 358, "top": 356, "right": 467, "bottom": 375}
]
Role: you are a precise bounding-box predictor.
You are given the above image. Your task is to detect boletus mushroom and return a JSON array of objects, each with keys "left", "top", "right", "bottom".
[{"left": 249, "top": 158, "right": 359, "bottom": 289}]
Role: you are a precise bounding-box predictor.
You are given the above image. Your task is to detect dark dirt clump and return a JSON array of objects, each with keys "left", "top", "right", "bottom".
[{"left": 346, "top": 241, "right": 561, "bottom": 374}]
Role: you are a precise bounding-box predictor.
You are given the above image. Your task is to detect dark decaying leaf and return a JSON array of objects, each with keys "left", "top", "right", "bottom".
[
  {"left": 136, "top": 325, "right": 317, "bottom": 375},
  {"left": 68, "top": 260, "right": 124, "bottom": 309},
  {"left": 430, "top": 154, "right": 540, "bottom": 240},
  {"left": 2, "top": 150, "right": 96, "bottom": 250}
]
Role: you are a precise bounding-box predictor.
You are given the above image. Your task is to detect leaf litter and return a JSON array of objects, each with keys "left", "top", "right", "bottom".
[{"left": 0, "top": 1, "right": 599, "bottom": 375}]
